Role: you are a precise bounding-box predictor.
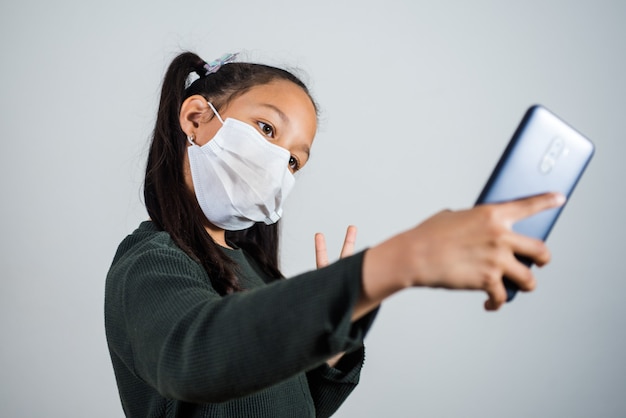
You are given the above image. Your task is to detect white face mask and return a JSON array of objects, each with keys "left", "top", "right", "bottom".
[{"left": 187, "top": 103, "right": 295, "bottom": 231}]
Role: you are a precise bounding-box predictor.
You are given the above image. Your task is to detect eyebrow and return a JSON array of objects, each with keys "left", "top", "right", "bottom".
[
  {"left": 260, "top": 103, "right": 289, "bottom": 125},
  {"left": 300, "top": 144, "right": 311, "bottom": 160}
]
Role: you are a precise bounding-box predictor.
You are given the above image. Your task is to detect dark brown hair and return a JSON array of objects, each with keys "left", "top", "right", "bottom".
[{"left": 144, "top": 52, "right": 316, "bottom": 295}]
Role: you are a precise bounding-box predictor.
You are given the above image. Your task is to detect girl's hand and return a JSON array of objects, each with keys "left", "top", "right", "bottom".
[
  {"left": 314, "top": 225, "right": 357, "bottom": 368},
  {"left": 361, "top": 192, "right": 566, "bottom": 312},
  {"left": 315, "top": 225, "right": 357, "bottom": 268}
]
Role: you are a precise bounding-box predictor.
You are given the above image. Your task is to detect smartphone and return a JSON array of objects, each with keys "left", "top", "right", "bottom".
[{"left": 475, "top": 105, "right": 594, "bottom": 301}]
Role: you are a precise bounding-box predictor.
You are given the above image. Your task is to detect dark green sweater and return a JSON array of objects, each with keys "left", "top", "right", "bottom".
[{"left": 105, "top": 221, "right": 378, "bottom": 417}]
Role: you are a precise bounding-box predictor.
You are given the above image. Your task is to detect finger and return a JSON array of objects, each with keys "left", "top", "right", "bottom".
[
  {"left": 508, "top": 234, "right": 552, "bottom": 267},
  {"left": 315, "top": 232, "right": 329, "bottom": 268},
  {"left": 484, "top": 279, "right": 508, "bottom": 311},
  {"left": 500, "top": 192, "right": 566, "bottom": 223},
  {"left": 339, "top": 225, "right": 358, "bottom": 259},
  {"left": 502, "top": 256, "right": 537, "bottom": 292}
]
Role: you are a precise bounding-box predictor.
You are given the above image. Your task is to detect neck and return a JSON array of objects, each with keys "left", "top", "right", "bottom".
[{"left": 204, "top": 222, "right": 231, "bottom": 249}]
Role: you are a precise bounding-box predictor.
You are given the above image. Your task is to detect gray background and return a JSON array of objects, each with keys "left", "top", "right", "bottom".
[{"left": 1, "top": 0, "right": 624, "bottom": 417}]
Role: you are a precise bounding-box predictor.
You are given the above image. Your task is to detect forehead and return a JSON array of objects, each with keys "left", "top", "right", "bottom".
[
  {"left": 235, "top": 79, "right": 314, "bottom": 108},
  {"left": 228, "top": 80, "right": 317, "bottom": 132}
]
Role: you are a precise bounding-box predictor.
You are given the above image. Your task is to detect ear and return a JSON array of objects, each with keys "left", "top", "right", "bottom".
[{"left": 179, "top": 95, "right": 211, "bottom": 137}]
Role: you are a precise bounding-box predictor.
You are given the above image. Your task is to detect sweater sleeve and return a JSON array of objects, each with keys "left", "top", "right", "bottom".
[
  {"left": 107, "top": 244, "right": 377, "bottom": 404},
  {"left": 306, "top": 308, "right": 378, "bottom": 418}
]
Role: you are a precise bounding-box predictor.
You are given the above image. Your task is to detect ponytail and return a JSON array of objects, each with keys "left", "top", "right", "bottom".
[{"left": 145, "top": 52, "right": 241, "bottom": 294}]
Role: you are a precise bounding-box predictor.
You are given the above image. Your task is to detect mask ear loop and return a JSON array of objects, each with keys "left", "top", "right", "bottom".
[
  {"left": 207, "top": 102, "right": 225, "bottom": 124},
  {"left": 186, "top": 103, "right": 223, "bottom": 146}
]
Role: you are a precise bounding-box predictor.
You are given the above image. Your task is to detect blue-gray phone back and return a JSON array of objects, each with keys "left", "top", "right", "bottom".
[{"left": 475, "top": 105, "right": 595, "bottom": 301}]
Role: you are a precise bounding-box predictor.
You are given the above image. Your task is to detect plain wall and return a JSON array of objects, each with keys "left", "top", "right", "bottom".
[{"left": 1, "top": 0, "right": 624, "bottom": 417}]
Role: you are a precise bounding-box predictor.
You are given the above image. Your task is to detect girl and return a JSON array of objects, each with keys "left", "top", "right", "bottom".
[{"left": 105, "top": 52, "right": 564, "bottom": 417}]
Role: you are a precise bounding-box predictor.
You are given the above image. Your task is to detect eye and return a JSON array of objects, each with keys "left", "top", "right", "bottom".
[
  {"left": 288, "top": 155, "right": 301, "bottom": 173},
  {"left": 257, "top": 121, "right": 274, "bottom": 138}
]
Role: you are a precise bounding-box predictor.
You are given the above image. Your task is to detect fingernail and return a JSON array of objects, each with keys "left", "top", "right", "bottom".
[{"left": 554, "top": 193, "right": 567, "bottom": 205}]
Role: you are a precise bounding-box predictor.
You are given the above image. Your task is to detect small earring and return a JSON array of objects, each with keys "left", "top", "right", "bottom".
[{"left": 187, "top": 134, "right": 195, "bottom": 145}]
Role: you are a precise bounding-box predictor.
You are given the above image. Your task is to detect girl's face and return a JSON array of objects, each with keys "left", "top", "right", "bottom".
[
  {"left": 185, "top": 79, "right": 317, "bottom": 173},
  {"left": 179, "top": 79, "right": 317, "bottom": 238}
]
